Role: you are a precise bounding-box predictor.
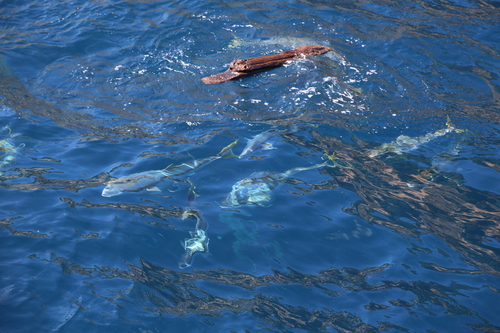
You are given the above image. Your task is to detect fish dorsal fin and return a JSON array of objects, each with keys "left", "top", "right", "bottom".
[{"left": 1, "top": 125, "right": 12, "bottom": 136}]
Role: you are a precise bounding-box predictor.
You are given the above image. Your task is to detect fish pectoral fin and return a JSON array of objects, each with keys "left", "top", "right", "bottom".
[
  {"left": 147, "top": 187, "right": 161, "bottom": 192},
  {"left": 260, "top": 142, "right": 276, "bottom": 150}
]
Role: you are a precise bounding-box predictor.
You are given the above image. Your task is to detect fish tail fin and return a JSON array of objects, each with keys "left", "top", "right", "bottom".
[
  {"left": 324, "top": 152, "right": 340, "bottom": 167},
  {"left": 445, "top": 115, "right": 468, "bottom": 134},
  {"left": 445, "top": 115, "right": 457, "bottom": 132},
  {"left": 324, "top": 152, "right": 353, "bottom": 169},
  {"left": 217, "top": 139, "right": 239, "bottom": 158},
  {"left": 222, "top": 150, "right": 239, "bottom": 159},
  {"left": 0, "top": 125, "right": 12, "bottom": 136}
]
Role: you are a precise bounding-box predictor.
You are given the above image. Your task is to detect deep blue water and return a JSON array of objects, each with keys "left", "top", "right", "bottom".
[{"left": 1, "top": 0, "right": 500, "bottom": 332}]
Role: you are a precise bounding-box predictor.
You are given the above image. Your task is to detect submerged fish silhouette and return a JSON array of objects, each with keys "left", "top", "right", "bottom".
[
  {"left": 0, "top": 127, "right": 25, "bottom": 176},
  {"left": 239, "top": 129, "right": 279, "bottom": 159},
  {"left": 178, "top": 178, "right": 210, "bottom": 268},
  {"left": 369, "top": 117, "right": 463, "bottom": 158},
  {"left": 179, "top": 223, "right": 209, "bottom": 268},
  {"left": 239, "top": 126, "right": 302, "bottom": 159},
  {"left": 102, "top": 140, "right": 238, "bottom": 197},
  {"left": 220, "top": 161, "right": 328, "bottom": 207}
]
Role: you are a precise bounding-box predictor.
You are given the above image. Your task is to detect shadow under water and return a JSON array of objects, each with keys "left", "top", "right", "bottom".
[{"left": 45, "top": 254, "right": 496, "bottom": 332}]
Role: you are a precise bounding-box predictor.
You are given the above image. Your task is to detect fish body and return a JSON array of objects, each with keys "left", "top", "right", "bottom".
[
  {"left": 101, "top": 170, "right": 166, "bottom": 197},
  {"left": 239, "top": 129, "right": 279, "bottom": 158},
  {"left": 179, "top": 181, "right": 209, "bottom": 268},
  {"left": 221, "top": 162, "right": 327, "bottom": 207},
  {"left": 0, "top": 137, "right": 25, "bottom": 176},
  {"left": 221, "top": 172, "right": 278, "bottom": 207},
  {"left": 239, "top": 126, "right": 303, "bottom": 159},
  {"left": 369, "top": 118, "right": 460, "bottom": 158},
  {"left": 180, "top": 228, "right": 208, "bottom": 268},
  {"left": 102, "top": 140, "right": 238, "bottom": 197},
  {"left": 183, "top": 229, "right": 208, "bottom": 253}
]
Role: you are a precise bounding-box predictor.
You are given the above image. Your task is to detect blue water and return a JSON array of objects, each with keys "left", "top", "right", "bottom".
[{"left": 1, "top": 0, "right": 500, "bottom": 332}]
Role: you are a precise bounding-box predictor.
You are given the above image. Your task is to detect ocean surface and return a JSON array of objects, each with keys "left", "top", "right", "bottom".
[{"left": 1, "top": 0, "right": 500, "bottom": 332}]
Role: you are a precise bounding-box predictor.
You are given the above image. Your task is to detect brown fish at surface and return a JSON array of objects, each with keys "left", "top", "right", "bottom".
[{"left": 202, "top": 45, "right": 333, "bottom": 84}]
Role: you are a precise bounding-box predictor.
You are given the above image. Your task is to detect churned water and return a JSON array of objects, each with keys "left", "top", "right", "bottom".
[{"left": 1, "top": 0, "right": 500, "bottom": 332}]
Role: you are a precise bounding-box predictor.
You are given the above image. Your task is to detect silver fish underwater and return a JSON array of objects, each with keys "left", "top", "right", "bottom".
[
  {"left": 220, "top": 161, "right": 329, "bottom": 208},
  {"left": 179, "top": 228, "right": 208, "bottom": 268},
  {"left": 102, "top": 140, "right": 238, "bottom": 197},
  {"left": 239, "top": 126, "right": 302, "bottom": 159},
  {"left": 369, "top": 117, "right": 463, "bottom": 158},
  {"left": 0, "top": 127, "right": 25, "bottom": 176},
  {"left": 179, "top": 209, "right": 209, "bottom": 268},
  {"left": 178, "top": 179, "right": 209, "bottom": 268},
  {"left": 239, "top": 128, "right": 279, "bottom": 159}
]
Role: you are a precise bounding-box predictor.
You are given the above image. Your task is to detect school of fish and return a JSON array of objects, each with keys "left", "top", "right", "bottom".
[
  {"left": 1, "top": 116, "right": 466, "bottom": 268},
  {"left": 98, "top": 119, "right": 466, "bottom": 266}
]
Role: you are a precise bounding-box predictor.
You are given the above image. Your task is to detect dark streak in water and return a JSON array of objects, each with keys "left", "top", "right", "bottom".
[
  {"left": 44, "top": 254, "right": 500, "bottom": 331},
  {"left": 0, "top": 168, "right": 110, "bottom": 193},
  {"left": 0, "top": 216, "right": 49, "bottom": 238},
  {"left": 60, "top": 198, "right": 184, "bottom": 221},
  {"left": 287, "top": 129, "right": 500, "bottom": 276}
]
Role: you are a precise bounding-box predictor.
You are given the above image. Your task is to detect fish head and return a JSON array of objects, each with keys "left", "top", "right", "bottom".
[
  {"left": 180, "top": 230, "right": 208, "bottom": 268},
  {"left": 238, "top": 148, "right": 253, "bottom": 159},
  {"left": 239, "top": 129, "right": 279, "bottom": 158},
  {"left": 0, "top": 140, "right": 15, "bottom": 151},
  {"left": 101, "top": 176, "right": 138, "bottom": 197},
  {"left": 101, "top": 172, "right": 164, "bottom": 197},
  {"left": 101, "top": 184, "right": 124, "bottom": 197},
  {"left": 184, "top": 238, "right": 206, "bottom": 253},
  {"left": 220, "top": 178, "right": 272, "bottom": 207}
]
